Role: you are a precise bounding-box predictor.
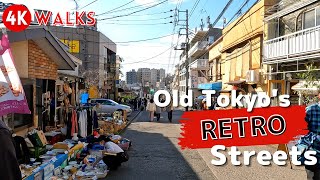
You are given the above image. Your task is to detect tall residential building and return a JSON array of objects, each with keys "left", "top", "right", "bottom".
[
  {"left": 157, "top": 68, "right": 166, "bottom": 82},
  {"left": 137, "top": 68, "right": 151, "bottom": 86},
  {"left": 150, "top": 68, "right": 158, "bottom": 87},
  {"left": 126, "top": 69, "right": 137, "bottom": 85}
]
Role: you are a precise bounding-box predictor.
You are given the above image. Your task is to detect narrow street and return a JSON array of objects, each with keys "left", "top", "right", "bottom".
[
  {"left": 106, "top": 109, "right": 308, "bottom": 180},
  {"left": 106, "top": 110, "right": 217, "bottom": 180}
]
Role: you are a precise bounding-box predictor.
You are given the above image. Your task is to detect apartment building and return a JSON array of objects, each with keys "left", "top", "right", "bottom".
[
  {"left": 178, "top": 26, "right": 222, "bottom": 97},
  {"left": 126, "top": 69, "right": 138, "bottom": 85},
  {"left": 263, "top": 0, "right": 320, "bottom": 105},
  {"left": 137, "top": 68, "right": 152, "bottom": 86}
]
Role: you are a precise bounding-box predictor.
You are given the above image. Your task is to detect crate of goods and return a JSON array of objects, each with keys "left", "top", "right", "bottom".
[{"left": 28, "top": 131, "right": 48, "bottom": 147}]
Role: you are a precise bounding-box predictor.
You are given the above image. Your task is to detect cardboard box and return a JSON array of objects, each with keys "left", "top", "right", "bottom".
[
  {"left": 53, "top": 143, "right": 70, "bottom": 150},
  {"left": 37, "top": 131, "right": 48, "bottom": 146}
]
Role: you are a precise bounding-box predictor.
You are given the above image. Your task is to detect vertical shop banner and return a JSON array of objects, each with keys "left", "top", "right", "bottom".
[{"left": 0, "top": 34, "right": 31, "bottom": 116}]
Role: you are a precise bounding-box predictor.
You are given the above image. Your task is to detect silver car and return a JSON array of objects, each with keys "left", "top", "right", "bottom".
[{"left": 89, "top": 99, "right": 132, "bottom": 116}]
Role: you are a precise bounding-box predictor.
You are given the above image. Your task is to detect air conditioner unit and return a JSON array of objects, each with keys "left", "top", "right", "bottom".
[{"left": 246, "top": 70, "right": 260, "bottom": 84}]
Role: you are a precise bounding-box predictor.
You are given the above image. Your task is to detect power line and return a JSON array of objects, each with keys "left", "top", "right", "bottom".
[
  {"left": 122, "top": 45, "right": 175, "bottom": 65},
  {"left": 189, "top": 0, "right": 201, "bottom": 18},
  {"left": 96, "top": 1, "right": 158, "bottom": 16},
  {"left": 98, "top": 22, "right": 172, "bottom": 25},
  {"left": 96, "top": 0, "right": 135, "bottom": 16},
  {"left": 78, "top": 0, "right": 98, "bottom": 10},
  {"left": 98, "top": 0, "right": 169, "bottom": 21},
  {"left": 190, "top": 0, "right": 209, "bottom": 28},
  {"left": 114, "top": 33, "right": 174, "bottom": 43},
  {"left": 106, "top": 16, "right": 173, "bottom": 22},
  {"left": 226, "top": 0, "right": 250, "bottom": 25},
  {"left": 111, "top": 10, "right": 172, "bottom": 17},
  {"left": 212, "top": 0, "right": 234, "bottom": 27}
]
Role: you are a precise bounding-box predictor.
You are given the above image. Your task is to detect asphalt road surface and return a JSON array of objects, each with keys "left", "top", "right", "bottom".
[{"left": 105, "top": 110, "right": 217, "bottom": 180}]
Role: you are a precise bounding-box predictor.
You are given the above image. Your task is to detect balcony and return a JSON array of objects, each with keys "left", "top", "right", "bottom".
[
  {"left": 188, "top": 41, "right": 208, "bottom": 58},
  {"left": 263, "top": 25, "right": 320, "bottom": 64},
  {"left": 189, "top": 59, "right": 209, "bottom": 70},
  {"left": 190, "top": 77, "right": 208, "bottom": 89}
]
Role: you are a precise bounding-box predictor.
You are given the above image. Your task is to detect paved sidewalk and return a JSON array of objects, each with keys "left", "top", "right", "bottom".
[{"left": 106, "top": 110, "right": 217, "bottom": 180}]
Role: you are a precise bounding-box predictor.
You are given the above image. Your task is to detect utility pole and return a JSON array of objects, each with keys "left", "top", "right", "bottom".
[
  {"left": 175, "top": 9, "right": 189, "bottom": 111},
  {"left": 185, "top": 10, "right": 189, "bottom": 111}
]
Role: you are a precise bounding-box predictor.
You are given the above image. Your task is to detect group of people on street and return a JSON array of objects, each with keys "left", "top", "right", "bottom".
[{"left": 146, "top": 96, "right": 173, "bottom": 123}]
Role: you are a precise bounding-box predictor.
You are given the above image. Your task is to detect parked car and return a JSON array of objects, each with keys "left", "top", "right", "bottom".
[{"left": 89, "top": 98, "right": 132, "bottom": 116}]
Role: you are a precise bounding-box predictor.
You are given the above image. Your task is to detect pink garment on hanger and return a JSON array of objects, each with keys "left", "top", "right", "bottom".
[{"left": 71, "top": 110, "right": 78, "bottom": 135}]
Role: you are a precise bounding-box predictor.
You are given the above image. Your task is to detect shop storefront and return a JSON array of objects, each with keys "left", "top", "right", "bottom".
[{"left": 6, "top": 27, "right": 76, "bottom": 134}]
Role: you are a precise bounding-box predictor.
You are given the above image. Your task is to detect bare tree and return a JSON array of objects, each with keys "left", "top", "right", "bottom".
[{"left": 82, "top": 69, "right": 100, "bottom": 88}]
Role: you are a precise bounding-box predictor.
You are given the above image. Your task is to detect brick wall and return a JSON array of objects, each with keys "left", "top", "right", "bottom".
[{"left": 28, "top": 40, "right": 58, "bottom": 80}]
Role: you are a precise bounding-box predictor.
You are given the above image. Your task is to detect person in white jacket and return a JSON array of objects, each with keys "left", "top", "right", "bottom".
[{"left": 146, "top": 98, "right": 156, "bottom": 122}]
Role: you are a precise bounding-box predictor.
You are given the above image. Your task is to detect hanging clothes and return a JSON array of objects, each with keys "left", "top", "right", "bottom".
[
  {"left": 66, "top": 111, "right": 72, "bottom": 139},
  {"left": 71, "top": 110, "right": 78, "bottom": 135},
  {"left": 79, "top": 110, "right": 87, "bottom": 138},
  {"left": 87, "top": 109, "right": 93, "bottom": 136},
  {"left": 93, "top": 110, "right": 98, "bottom": 129}
]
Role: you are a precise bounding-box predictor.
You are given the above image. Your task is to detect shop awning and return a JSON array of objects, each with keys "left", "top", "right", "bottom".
[
  {"left": 198, "top": 82, "right": 222, "bottom": 90},
  {"left": 292, "top": 81, "right": 320, "bottom": 92},
  {"left": 226, "top": 80, "right": 246, "bottom": 85},
  {"left": 3, "top": 26, "right": 76, "bottom": 70}
]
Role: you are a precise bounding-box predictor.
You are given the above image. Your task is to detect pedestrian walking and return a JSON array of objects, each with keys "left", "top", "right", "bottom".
[
  {"left": 304, "top": 90, "right": 320, "bottom": 180},
  {"left": 144, "top": 98, "right": 148, "bottom": 108},
  {"left": 155, "top": 102, "right": 161, "bottom": 122},
  {"left": 166, "top": 97, "right": 174, "bottom": 123},
  {"left": 138, "top": 98, "right": 142, "bottom": 110},
  {"left": 146, "top": 99, "right": 156, "bottom": 122},
  {"left": 134, "top": 97, "right": 138, "bottom": 111}
]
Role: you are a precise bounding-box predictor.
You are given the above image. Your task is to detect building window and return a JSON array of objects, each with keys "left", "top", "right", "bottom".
[
  {"left": 304, "top": 9, "right": 315, "bottom": 29},
  {"left": 208, "top": 36, "right": 214, "bottom": 44}
]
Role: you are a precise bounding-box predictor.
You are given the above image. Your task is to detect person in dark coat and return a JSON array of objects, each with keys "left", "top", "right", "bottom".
[
  {"left": 0, "top": 120, "right": 22, "bottom": 180},
  {"left": 138, "top": 98, "right": 142, "bottom": 110}
]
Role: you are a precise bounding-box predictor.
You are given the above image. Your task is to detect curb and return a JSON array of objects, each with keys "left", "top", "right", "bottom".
[{"left": 119, "top": 110, "right": 142, "bottom": 135}]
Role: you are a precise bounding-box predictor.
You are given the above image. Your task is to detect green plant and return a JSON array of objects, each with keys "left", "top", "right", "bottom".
[{"left": 296, "top": 63, "right": 320, "bottom": 106}]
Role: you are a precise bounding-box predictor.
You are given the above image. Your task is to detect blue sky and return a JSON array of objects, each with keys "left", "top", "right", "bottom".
[{"left": 3, "top": 0, "right": 258, "bottom": 79}]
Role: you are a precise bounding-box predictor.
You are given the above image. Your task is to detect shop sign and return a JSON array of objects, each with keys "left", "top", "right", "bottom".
[
  {"left": 0, "top": 34, "right": 30, "bottom": 116},
  {"left": 60, "top": 39, "right": 80, "bottom": 53}
]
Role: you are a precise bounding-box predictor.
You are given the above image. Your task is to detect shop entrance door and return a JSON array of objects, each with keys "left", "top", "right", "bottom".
[{"left": 267, "top": 80, "right": 286, "bottom": 106}]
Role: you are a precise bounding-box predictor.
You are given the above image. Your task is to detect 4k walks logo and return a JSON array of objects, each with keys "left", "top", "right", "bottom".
[
  {"left": 2, "top": 4, "right": 96, "bottom": 32},
  {"left": 2, "top": 5, "right": 31, "bottom": 32}
]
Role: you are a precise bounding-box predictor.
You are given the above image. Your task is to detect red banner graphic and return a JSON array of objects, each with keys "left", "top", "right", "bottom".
[{"left": 179, "top": 106, "right": 308, "bottom": 149}]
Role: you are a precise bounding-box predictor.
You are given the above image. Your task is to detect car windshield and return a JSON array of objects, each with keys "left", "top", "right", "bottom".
[{"left": 108, "top": 99, "right": 118, "bottom": 104}]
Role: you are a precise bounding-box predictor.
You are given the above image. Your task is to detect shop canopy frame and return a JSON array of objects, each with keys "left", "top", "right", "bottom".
[{"left": 197, "top": 82, "right": 222, "bottom": 90}]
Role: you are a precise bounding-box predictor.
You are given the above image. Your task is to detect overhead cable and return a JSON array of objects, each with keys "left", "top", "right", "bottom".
[
  {"left": 122, "top": 45, "right": 174, "bottom": 65},
  {"left": 99, "top": 22, "right": 172, "bottom": 25},
  {"left": 78, "top": 0, "right": 98, "bottom": 10},
  {"left": 95, "top": 0, "right": 136, "bottom": 16},
  {"left": 106, "top": 16, "right": 173, "bottom": 22},
  {"left": 98, "top": 0, "right": 169, "bottom": 21}
]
